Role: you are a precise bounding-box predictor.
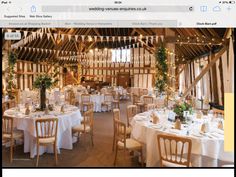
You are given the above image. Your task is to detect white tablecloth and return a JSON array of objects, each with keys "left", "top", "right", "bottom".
[
  {"left": 4, "top": 105, "right": 82, "bottom": 158},
  {"left": 131, "top": 110, "right": 234, "bottom": 167}
]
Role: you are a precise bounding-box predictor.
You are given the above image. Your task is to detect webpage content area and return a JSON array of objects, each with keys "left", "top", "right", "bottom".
[{"left": 1, "top": 0, "right": 235, "bottom": 174}]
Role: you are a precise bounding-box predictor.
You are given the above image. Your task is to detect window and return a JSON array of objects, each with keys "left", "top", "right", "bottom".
[{"left": 112, "top": 49, "right": 131, "bottom": 62}]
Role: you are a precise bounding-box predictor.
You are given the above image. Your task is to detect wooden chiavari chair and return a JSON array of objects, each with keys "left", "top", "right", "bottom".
[
  {"left": 146, "top": 103, "right": 156, "bottom": 111},
  {"left": 101, "top": 93, "right": 113, "bottom": 111},
  {"left": 155, "top": 99, "right": 165, "bottom": 109},
  {"left": 35, "top": 118, "right": 58, "bottom": 167},
  {"left": 133, "top": 94, "right": 144, "bottom": 113},
  {"left": 157, "top": 134, "right": 192, "bottom": 167},
  {"left": 112, "top": 109, "right": 132, "bottom": 151},
  {"left": 126, "top": 105, "right": 137, "bottom": 127},
  {"left": 8, "top": 99, "right": 17, "bottom": 109},
  {"left": 113, "top": 119, "right": 143, "bottom": 166},
  {"left": 65, "top": 89, "right": 73, "bottom": 103},
  {"left": 112, "top": 91, "right": 120, "bottom": 109},
  {"left": 138, "top": 88, "right": 144, "bottom": 97},
  {"left": 143, "top": 96, "right": 154, "bottom": 111},
  {"left": 2, "top": 116, "right": 24, "bottom": 163},
  {"left": 143, "top": 89, "right": 148, "bottom": 95},
  {"left": 2, "top": 102, "right": 8, "bottom": 116},
  {"left": 126, "top": 87, "right": 131, "bottom": 100},
  {"left": 72, "top": 109, "right": 94, "bottom": 146},
  {"left": 69, "top": 91, "right": 76, "bottom": 105},
  {"left": 81, "top": 94, "right": 93, "bottom": 112}
]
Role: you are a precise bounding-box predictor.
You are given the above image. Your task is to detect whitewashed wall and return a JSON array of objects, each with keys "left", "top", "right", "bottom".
[{"left": 83, "top": 47, "right": 155, "bottom": 87}]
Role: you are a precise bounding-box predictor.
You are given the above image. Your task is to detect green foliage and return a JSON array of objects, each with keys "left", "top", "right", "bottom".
[
  {"left": 8, "top": 51, "right": 17, "bottom": 66},
  {"left": 6, "top": 51, "right": 17, "bottom": 99},
  {"left": 33, "top": 74, "right": 55, "bottom": 89},
  {"left": 33, "top": 65, "right": 59, "bottom": 90},
  {"left": 155, "top": 45, "right": 168, "bottom": 93},
  {"left": 173, "top": 101, "right": 193, "bottom": 117}
]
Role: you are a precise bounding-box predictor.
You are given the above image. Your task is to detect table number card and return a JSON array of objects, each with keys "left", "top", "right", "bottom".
[{"left": 183, "top": 111, "right": 189, "bottom": 117}]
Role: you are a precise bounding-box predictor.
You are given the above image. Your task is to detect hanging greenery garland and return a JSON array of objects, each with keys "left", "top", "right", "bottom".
[
  {"left": 52, "top": 66, "right": 60, "bottom": 86},
  {"left": 6, "top": 51, "right": 17, "bottom": 99},
  {"left": 155, "top": 45, "right": 168, "bottom": 94},
  {"left": 77, "top": 64, "right": 82, "bottom": 84}
]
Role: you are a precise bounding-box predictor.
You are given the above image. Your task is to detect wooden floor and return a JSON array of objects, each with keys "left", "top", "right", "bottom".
[{"left": 2, "top": 100, "right": 230, "bottom": 167}]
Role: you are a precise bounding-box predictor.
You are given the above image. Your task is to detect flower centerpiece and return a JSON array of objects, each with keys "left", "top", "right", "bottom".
[
  {"left": 33, "top": 74, "right": 57, "bottom": 110},
  {"left": 173, "top": 101, "right": 193, "bottom": 123}
]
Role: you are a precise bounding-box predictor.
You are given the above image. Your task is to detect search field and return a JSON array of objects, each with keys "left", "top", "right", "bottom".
[{"left": 41, "top": 5, "right": 194, "bottom": 13}]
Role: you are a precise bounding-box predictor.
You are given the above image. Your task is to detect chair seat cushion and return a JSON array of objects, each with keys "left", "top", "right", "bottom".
[
  {"left": 101, "top": 102, "right": 112, "bottom": 106},
  {"left": 2, "top": 130, "right": 23, "bottom": 139},
  {"left": 118, "top": 138, "right": 142, "bottom": 150},
  {"left": 72, "top": 124, "right": 91, "bottom": 132},
  {"left": 82, "top": 102, "right": 93, "bottom": 106},
  {"left": 136, "top": 102, "right": 144, "bottom": 106},
  {"left": 118, "top": 126, "right": 132, "bottom": 135},
  {"left": 162, "top": 155, "right": 189, "bottom": 167},
  {"left": 38, "top": 137, "right": 55, "bottom": 144}
]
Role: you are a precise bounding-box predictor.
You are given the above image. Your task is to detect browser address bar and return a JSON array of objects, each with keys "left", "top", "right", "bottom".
[{"left": 41, "top": 5, "right": 194, "bottom": 13}]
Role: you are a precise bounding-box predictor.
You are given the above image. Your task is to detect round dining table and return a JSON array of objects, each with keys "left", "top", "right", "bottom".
[
  {"left": 130, "top": 109, "right": 234, "bottom": 167},
  {"left": 4, "top": 104, "right": 83, "bottom": 158}
]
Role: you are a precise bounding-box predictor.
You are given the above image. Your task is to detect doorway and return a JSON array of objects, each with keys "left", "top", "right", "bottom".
[{"left": 117, "top": 72, "right": 130, "bottom": 88}]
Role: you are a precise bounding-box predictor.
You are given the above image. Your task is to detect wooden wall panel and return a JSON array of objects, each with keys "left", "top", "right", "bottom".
[{"left": 15, "top": 60, "right": 64, "bottom": 90}]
